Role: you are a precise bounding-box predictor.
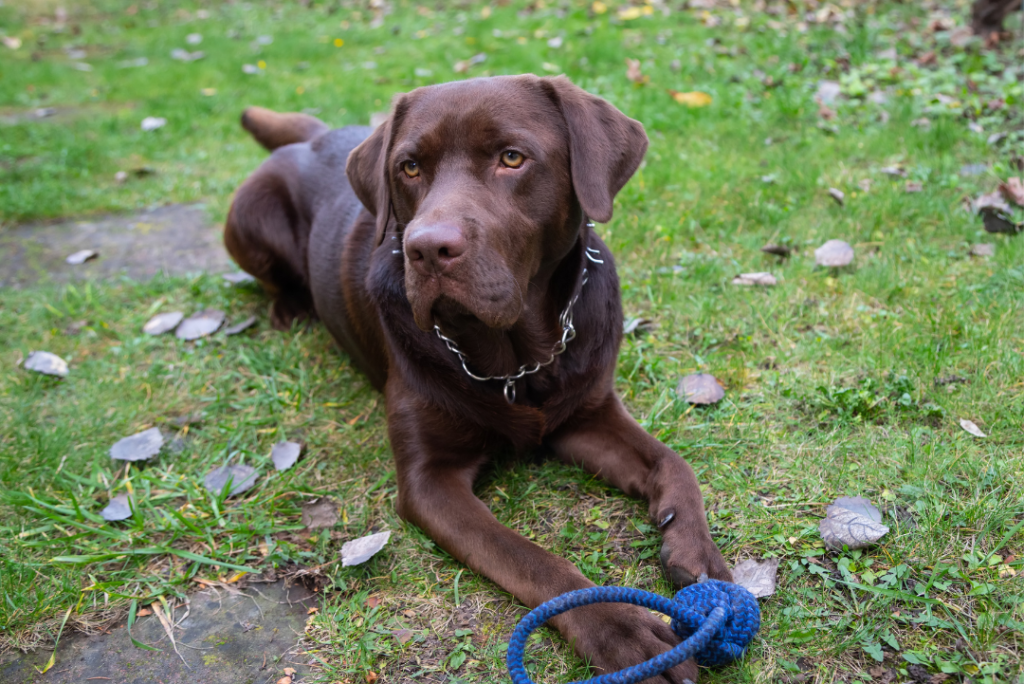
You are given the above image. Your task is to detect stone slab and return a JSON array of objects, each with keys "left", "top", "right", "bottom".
[
  {"left": 0, "top": 580, "right": 317, "bottom": 684},
  {"left": 0, "top": 203, "right": 232, "bottom": 288}
]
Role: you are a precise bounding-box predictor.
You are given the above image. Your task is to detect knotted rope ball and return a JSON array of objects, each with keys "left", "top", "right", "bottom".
[{"left": 507, "top": 579, "right": 760, "bottom": 684}]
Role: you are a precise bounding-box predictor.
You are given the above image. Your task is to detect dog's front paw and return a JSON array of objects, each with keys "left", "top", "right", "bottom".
[
  {"left": 558, "top": 602, "right": 699, "bottom": 684},
  {"left": 659, "top": 521, "right": 732, "bottom": 589}
]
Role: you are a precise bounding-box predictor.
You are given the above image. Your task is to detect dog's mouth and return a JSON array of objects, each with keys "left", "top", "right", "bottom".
[{"left": 406, "top": 273, "right": 523, "bottom": 333}]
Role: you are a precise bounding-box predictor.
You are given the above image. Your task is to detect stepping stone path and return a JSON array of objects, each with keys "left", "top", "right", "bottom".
[
  {"left": 0, "top": 204, "right": 231, "bottom": 288},
  {"left": 0, "top": 580, "right": 315, "bottom": 684}
]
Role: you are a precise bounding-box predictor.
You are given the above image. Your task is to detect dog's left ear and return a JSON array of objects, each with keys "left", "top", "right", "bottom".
[
  {"left": 346, "top": 96, "right": 406, "bottom": 245},
  {"left": 540, "top": 75, "right": 648, "bottom": 223}
]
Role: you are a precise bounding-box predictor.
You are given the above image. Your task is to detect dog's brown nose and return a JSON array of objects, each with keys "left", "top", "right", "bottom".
[{"left": 405, "top": 224, "right": 467, "bottom": 276}]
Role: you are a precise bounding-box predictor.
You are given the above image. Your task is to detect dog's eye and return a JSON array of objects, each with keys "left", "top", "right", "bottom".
[
  {"left": 402, "top": 161, "right": 420, "bottom": 178},
  {"left": 501, "top": 151, "right": 525, "bottom": 168}
]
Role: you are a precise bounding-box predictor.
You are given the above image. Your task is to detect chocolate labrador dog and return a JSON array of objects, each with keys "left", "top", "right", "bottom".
[{"left": 225, "top": 74, "right": 730, "bottom": 682}]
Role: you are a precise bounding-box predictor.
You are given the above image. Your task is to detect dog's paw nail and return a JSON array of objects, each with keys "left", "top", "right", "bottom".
[
  {"left": 657, "top": 508, "right": 676, "bottom": 529},
  {"left": 684, "top": 679, "right": 696, "bottom": 684},
  {"left": 697, "top": 572, "right": 709, "bottom": 583}
]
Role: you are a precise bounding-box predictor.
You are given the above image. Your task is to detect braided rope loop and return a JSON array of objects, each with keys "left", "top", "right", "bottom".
[{"left": 506, "top": 580, "right": 759, "bottom": 684}]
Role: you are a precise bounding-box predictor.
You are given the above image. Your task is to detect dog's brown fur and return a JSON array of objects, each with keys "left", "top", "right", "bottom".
[{"left": 225, "top": 75, "right": 731, "bottom": 683}]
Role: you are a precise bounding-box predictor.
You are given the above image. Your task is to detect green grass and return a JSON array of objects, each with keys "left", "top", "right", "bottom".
[{"left": 2, "top": 0, "right": 1024, "bottom": 682}]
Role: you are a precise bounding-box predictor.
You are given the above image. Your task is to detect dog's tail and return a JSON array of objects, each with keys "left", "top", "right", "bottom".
[{"left": 240, "top": 106, "right": 329, "bottom": 151}]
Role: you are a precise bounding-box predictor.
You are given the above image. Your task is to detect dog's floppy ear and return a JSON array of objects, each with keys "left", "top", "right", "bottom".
[
  {"left": 541, "top": 75, "right": 648, "bottom": 223},
  {"left": 346, "top": 98, "right": 404, "bottom": 245}
]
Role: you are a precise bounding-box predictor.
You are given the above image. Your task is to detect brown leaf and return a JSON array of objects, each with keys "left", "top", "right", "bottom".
[
  {"left": 814, "top": 239, "right": 854, "bottom": 267},
  {"left": 818, "top": 103, "right": 836, "bottom": 120},
  {"left": 284, "top": 667, "right": 296, "bottom": 676},
  {"left": 828, "top": 188, "right": 845, "bottom": 205},
  {"left": 365, "top": 595, "right": 382, "bottom": 608},
  {"left": 732, "top": 272, "right": 777, "bottom": 286},
  {"left": 393, "top": 628, "right": 414, "bottom": 644},
  {"left": 959, "top": 418, "right": 986, "bottom": 438},
  {"left": 136, "top": 607, "right": 152, "bottom": 617},
  {"left": 176, "top": 309, "right": 225, "bottom": 340},
  {"left": 625, "top": 58, "right": 647, "bottom": 84},
  {"left": 999, "top": 177, "right": 1024, "bottom": 207},
  {"left": 819, "top": 496, "right": 889, "bottom": 550},
  {"left": 916, "top": 50, "right": 936, "bottom": 66},
  {"left": 301, "top": 497, "right": 339, "bottom": 529},
  {"left": 905, "top": 181, "right": 923, "bottom": 193},
  {"left": 761, "top": 244, "right": 792, "bottom": 257},
  {"left": 732, "top": 558, "right": 779, "bottom": 598},
  {"left": 366, "top": 671, "right": 379, "bottom": 684},
  {"left": 676, "top": 373, "right": 725, "bottom": 405}
]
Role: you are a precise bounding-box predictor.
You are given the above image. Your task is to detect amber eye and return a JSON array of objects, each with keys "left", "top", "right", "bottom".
[
  {"left": 402, "top": 161, "right": 420, "bottom": 178},
  {"left": 501, "top": 150, "right": 525, "bottom": 168}
]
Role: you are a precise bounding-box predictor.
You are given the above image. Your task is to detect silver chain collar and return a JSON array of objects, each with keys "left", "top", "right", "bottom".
[{"left": 433, "top": 224, "right": 604, "bottom": 404}]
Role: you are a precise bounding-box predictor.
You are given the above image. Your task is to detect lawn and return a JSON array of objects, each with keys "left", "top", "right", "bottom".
[{"left": 2, "top": 0, "right": 1023, "bottom": 683}]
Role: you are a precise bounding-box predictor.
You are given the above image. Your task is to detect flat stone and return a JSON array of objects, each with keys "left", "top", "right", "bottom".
[
  {"left": 0, "top": 580, "right": 315, "bottom": 684},
  {"left": 0, "top": 204, "right": 231, "bottom": 289}
]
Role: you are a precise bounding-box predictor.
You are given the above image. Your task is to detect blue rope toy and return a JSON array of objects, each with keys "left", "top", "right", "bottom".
[{"left": 507, "top": 580, "right": 759, "bottom": 684}]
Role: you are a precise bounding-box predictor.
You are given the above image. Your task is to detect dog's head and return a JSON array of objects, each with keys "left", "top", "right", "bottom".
[{"left": 347, "top": 75, "right": 647, "bottom": 332}]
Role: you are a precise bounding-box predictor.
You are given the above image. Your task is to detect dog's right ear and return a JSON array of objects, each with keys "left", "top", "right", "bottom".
[{"left": 346, "top": 115, "right": 392, "bottom": 246}]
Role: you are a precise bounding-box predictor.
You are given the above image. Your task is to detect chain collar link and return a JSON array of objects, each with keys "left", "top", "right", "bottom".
[{"left": 433, "top": 224, "right": 603, "bottom": 404}]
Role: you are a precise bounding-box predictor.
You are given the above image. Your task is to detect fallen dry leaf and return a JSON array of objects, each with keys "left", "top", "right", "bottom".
[
  {"left": 342, "top": 530, "right": 391, "bottom": 567},
  {"left": 204, "top": 464, "right": 259, "bottom": 496},
  {"left": 100, "top": 493, "right": 133, "bottom": 521},
  {"left": 732, "top": 272, "right": 777, "bottom": 286},
  {"left": 393, "top": 628, "right": 414, "bottom": 644},
  {"left": 814, "top": 80, "right": 841, "bottom": 105},
  {"left": 176, "top": 309, "right": 225, "bottom": 340},
  {"left": 66, "top": 249, "right": 98, "bottom": 265},
  {"left": 366, "top": 672, "right": 379, "bottom": 684},
  {"left": 999, "top": 177, "right": 1024, "bottom": 207},
  {"left": 365, "top": 595, "right": 382, "bottom": 608},
  {"left": 143, "top": 311, "right": 184, "bottom": 335},
  {"left": 819, "top": 496, "right": 889, "bottom": 550},
  {"left": 905, "top": 181, "right": 923, "bottom": 193},
  {"left": 301, "top": 497, "right": 339, "bottom": 530},
  {"left": 271, "top": 441, "right": 302, "bottom": 471},
  {"left": 223, "top": 316, "right": 257, "bottom": 336},
  {"left": 623, "top": 316, "right": 657, "bottom": 336},
  {"left": 959, "top": 418, "right": 986, "bottom": 438},
  {"left": 761, "top": 244, "right": 792, "bottom": 257},
  {"left": 669, "top": 90, "right": 713, "bottom": 107},
  {"left": 880, "top": 165, "right": 907, "bottom": 178},
  {"left": 625, "top": 58, "right": 647, "bottom": 85},
  {"left": 676, "top": 373, "right": 725, "bottom": 405},
  {"left": 23, "top": 351, "right": 69, "bottom": 377},
  {"left": 140, "top": 116, "right": 166, "bottom": 131},
  {"left": 814, "top": 239, "right": 854, "bottom": 267},
  {"left": 732, "top": 558, "right": 779, "bottom": 598},
  {"left": 969, "top": 243, "right": 995, "bottom": 257},
  {"left": 828, "top": 188, "right": 845, "bottom": 206},
  {"left": 222, "top": 271, "right": 256, "bottom": 285},
  {"left": 110, "top": 427, "right": 164, "bottom": 462}
]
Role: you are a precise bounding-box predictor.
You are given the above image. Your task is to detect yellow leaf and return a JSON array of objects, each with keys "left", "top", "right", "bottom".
[
  {"left": 592, "top": 1, "right": 607, "bottom": 13},
  {"left": 670, "top": 90, "right": 713, "bottom": 107},
  {"left": 618, "top": 6, "right": 643, "bottom": 20}
]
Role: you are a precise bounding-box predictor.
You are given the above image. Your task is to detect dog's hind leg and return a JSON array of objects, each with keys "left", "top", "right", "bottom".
[{"left": 225, "top": 146, "right": 317, "bottom": 330}]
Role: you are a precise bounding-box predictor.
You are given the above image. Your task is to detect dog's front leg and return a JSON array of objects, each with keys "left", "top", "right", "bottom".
[
  {"left": 548, "top": 392, "right": 732, "bottom": 589},
  {"left": 386, "top": 389, "right": 698, "bottom": 683}
]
